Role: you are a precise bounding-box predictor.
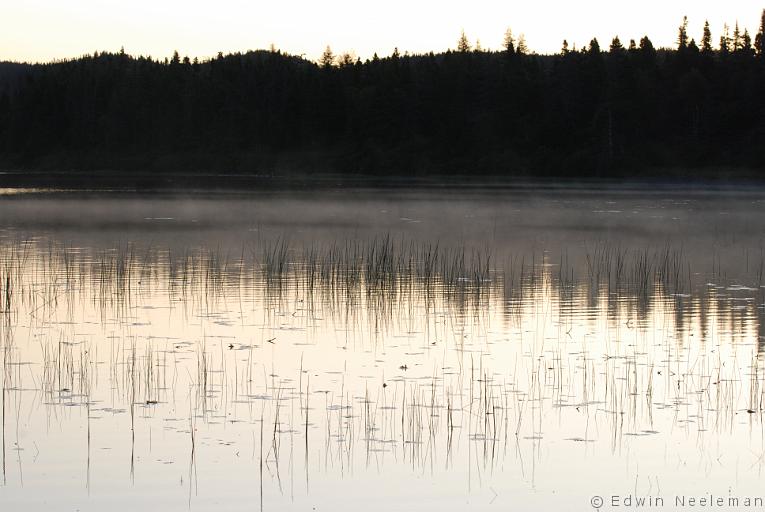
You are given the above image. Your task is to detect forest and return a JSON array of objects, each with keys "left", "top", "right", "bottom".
[{"left": 0, "top": 13, "right": 764, "bottom": 178}]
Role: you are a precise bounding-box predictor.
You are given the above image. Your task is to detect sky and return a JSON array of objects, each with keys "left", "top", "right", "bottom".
[{"left": 1, "top": 0, "right": 762, "bottom": 63}]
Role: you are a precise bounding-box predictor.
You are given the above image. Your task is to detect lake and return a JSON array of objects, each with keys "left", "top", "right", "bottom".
[{"left": 1, "top": 183, "right": 765, "bottom": 511}]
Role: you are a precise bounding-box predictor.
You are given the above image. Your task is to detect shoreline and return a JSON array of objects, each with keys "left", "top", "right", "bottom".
[{"left": 2, "top": 168, "right": 765, "bottom": 194}]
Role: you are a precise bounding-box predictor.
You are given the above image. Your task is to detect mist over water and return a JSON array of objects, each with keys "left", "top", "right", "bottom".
[{"left": 2, "top": 186, "right": 765, "bottom": 511}]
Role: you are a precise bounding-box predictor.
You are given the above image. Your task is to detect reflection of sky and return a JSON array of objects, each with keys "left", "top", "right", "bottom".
[
  {"left": 1, "top": 223, "right": 765, "bottom": 510},
  {"left": 1, "top": 1, "right": 761, "bottom": 63},
  {"left": 0, "top": 188, "right": 54, "bottom": 195}
]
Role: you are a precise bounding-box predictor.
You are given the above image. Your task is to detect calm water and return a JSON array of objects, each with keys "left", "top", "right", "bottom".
[{"left": 2, "top": 185, "right": 765, "bottom": 511}]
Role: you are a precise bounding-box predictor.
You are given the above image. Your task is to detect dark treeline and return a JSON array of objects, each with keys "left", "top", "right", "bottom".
[{"left": 1, "top": 14, "right": 765, "bottom": 178}]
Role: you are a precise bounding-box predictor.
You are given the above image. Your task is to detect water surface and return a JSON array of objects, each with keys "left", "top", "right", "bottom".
[{"left": 2, "top": 185, "right": 765, "bottom": 511}]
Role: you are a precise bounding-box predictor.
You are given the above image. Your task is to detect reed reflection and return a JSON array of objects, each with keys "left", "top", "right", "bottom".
[{"left": 0, "top": 236, "right": 764, "bottom": 509}]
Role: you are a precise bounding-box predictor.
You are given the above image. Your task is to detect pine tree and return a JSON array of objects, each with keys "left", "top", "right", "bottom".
[
  {"left": 503, "top": 28, "right": 515, "bottom": 54},
  {"left": 516, "top": 35, "right": 528, "bottom": 54},
  {"left": 589, "top": 38, "right": 601, "bottom": 54},
  {"left": 742, "top": 30, "right": 752, "bottom": 53},
  {"left": 755, "top": 9, "right": 765, "bottom": 57},
  {"left": 701, "top": 21, "right": 713, "bottom": 53},
  {"left": 639, "top": 36, "right": 656, "bottom": 61},
  {"left": 720, "top": 24, "right": 730, "bottom": 54},
  {"left": 320, "top": 45, "right": 335, "bottom": 68},
  {"left": 610, "top": 36, "right": 625, "bottom": 54},
  {"left": 457, "top": 31, "right": 470, "bottom": 52},
  {"left": 677, "top": 16, "right": 689, "bottom": 50},
  {"left": 339, "top": 52, "right": 355, "bottom": 67},
  {"left": 561, "top": 40, "right": 569, "bottom": 55},
  {"left": 733, "top": 22, "right": 741, "bottom": 51}
]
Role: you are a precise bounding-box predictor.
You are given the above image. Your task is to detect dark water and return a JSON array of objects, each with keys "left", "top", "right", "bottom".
[{"left": 1, "top": 185, "right": 765, "bottom": 510}]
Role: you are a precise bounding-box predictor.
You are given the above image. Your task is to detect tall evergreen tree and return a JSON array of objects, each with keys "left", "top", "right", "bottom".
[
  {"left": 338, "top": 52, "right": 355, "bottom": 66},
  {"left": 742, "top": 30, "right": 752, "bottom": 53},
  {"left": 639, "top": 36, "right": 655, "bottom": 56},
  {"left": 516, "top": 35, "right": 528, "bottom": 54},
  {"left": 503, "top": 28, "right": 515, "bottom": 54},
  {"left": 720, "top": 24, "right": 730, "bottom": 54},
  {"left": 677, "top": 16, "right": 689, "bottom": 50},
  {"left": 610, "top": 36, "right": 625, "bottom": 53},
  {"left": 755, "top": 10, "right": 765, "bottom": 56},
  {"left": 701, "top": 21, "right": 713, "bottom": 52},
  {"left": 457, "top": 31, "right": 471, "bottom": 52},
  {"left": 320, "top": 45, "right": 335, "bottom": 68}
]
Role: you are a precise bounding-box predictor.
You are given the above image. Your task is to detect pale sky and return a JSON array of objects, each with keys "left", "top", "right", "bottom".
[{"left": 0, "top": 0, "right": 762, "bottom": 63}]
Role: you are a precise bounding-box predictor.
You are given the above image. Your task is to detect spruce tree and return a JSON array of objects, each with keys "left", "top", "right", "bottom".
[
  {"left": 639, "top": 36, "right": 654, "bottom": 52},
  {"left": 516, "top": 35, "right": 528, "bottom": 54},
  {"left": 457, "top": 31, "right": 470, "bottom": 53},
  {"left": 720, "top": 24, "right": 730, "bottom": 54},
  {"left": 755, "top": 10, "right": 765, "bottom": 56},
  {"left": 742, "top": 30, "right": 752, "bottom": 53},
  {"left": 503, "top": 28, "right": 515, "bottom": 54},
  {"left": 677, "top": 16, "right": 689, "bottom": 50},
  {"left": 610, "top": 36, "right": 625, "bottom": 53},
  {"left": 701, "top": 21, "right": 713, "bottom": 53},
  {"left": 732, "top": 22, "right": 741, "bottom": 51},
  {"left": 320, "top": 46, "right": 335, "bottom": 68}
]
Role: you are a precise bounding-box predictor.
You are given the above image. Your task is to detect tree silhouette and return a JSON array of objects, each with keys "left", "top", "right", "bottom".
[
  {"left": 701, "top": 21, "right": 713, "bottom": 52},
  {"left": 720, "top": 24, "right": 731, "bottom": 54},
  {"left": 1, "top": 14, "right": 764, "bottom": 178},
  {"left": 457, "top": 31, "right": 470, "bottom": 52},
  {"left": 503, "top": 28, "right": 515, "bottom": 54},
  {"left": 610, "top": 36, "right": 625, "bottom": 54},
  {"left": 516, "top": 35, "right": 528, "bottom": 54},
  {"left": 639, "top": 36, "right": 655, "bottom": 54},
  {"left": 320, "top": 45, "right": 335, "bottom": 68},
  {"left": 756, "top": 9, "right": 765, "bottom": 56},
  {"left": 677, "top": 16, "right": 689, "bottom": 50},
  {"left": 733, "top": 22, "right": 742, "bottom": 51},
  {"left": 742, "top": 30, "right": 753, "bottom": 54},
  {"left": 338, "top": 52, "right": 355, "bottom": 66}
]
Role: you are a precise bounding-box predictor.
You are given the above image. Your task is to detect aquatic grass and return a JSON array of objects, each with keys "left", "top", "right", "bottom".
[{"left": 0, "top": 234, "right": 764, "bottom": 504}]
